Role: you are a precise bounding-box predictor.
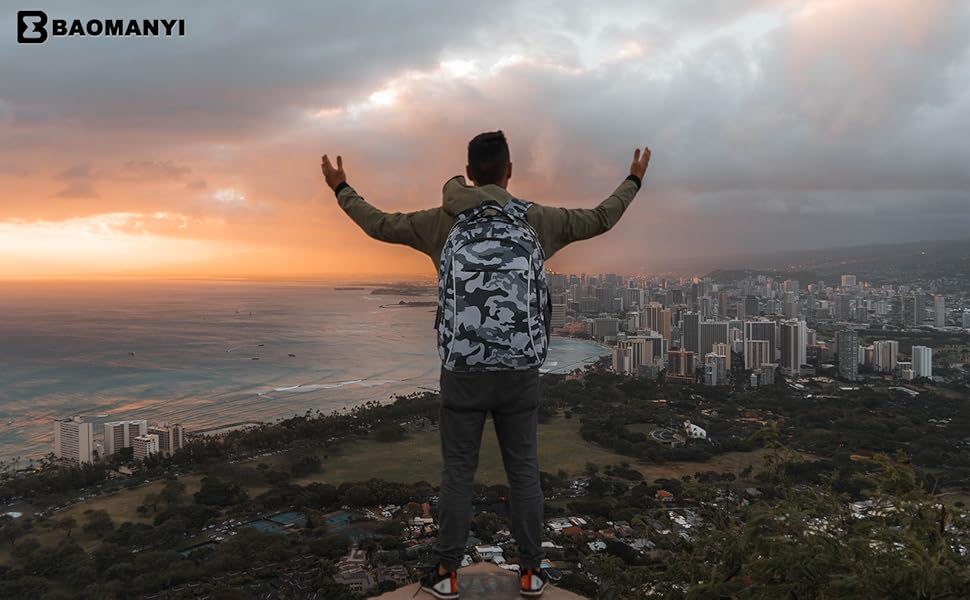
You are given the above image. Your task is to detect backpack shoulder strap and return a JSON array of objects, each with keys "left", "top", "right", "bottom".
[{"left": 503, "top": 197, "right": 532, "bottom": 221}]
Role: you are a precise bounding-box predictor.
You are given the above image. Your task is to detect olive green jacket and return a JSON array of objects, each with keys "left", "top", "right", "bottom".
[{"left": 335, "top": 174, "right": 641, "bottom": 273}]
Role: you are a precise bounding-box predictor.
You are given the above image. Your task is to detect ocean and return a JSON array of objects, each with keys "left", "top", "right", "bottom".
[{"left": 0, "top": 280, "right": 610, "bottom": 462}]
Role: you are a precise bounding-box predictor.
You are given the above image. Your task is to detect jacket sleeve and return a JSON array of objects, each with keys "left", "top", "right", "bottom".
[
  {"left": 335, "top": 183, "right": 442, "bottom": 256},
  {"left": 529, "top": 176, "right": 641, "bottom": 258}
]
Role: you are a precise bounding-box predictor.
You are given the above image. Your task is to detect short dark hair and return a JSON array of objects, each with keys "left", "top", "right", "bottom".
[{"left": 467, "top": 130, "right": 510, "bottom": 185}]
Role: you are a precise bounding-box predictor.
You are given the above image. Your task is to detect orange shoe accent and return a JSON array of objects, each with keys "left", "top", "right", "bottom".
[
  {"left": 520, "top": 570, "right": 531, "bottom": 589},
  {"left": 451, "top": 571, "right": 458, "bottom": 593}
]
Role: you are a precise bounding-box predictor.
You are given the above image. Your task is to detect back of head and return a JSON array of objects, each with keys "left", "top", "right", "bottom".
[{"left": 467, "top": 130, "right": 510, "bottom": 186}]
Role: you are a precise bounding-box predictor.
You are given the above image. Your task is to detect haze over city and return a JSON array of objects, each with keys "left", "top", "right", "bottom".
[{"left": 2, "top": 0, "right": 969, "bottom": 280}]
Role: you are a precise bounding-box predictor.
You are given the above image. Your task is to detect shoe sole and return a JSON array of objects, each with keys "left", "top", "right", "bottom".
[
  {"left": 420, "top": 585, "right": 460, "bottom": 600},
  {"left": 520, "top": 586, "right": 546, "bottom": 597}
]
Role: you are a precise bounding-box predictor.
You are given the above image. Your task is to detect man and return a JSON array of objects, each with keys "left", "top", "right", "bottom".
[{"left": 322, "top": 131, "right": 650, "bottom": 598}]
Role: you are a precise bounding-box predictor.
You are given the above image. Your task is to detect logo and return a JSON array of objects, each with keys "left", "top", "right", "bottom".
[
  {"left": 16, "top": 11, "right": 185, "bottom": 45},
  {"left": 17, "top": 11, "right": 47, "bottom": 44}
]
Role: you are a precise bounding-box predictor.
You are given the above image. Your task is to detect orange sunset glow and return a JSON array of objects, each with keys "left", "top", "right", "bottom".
[{"left": 2, "top": 0, "right": 968, "bottom": 280}]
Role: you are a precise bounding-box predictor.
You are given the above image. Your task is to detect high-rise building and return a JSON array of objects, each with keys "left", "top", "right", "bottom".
[
  {"left": 643, "top": 330, "right": 666, "bottom": 363},
  {"left": 132, "top": 434, "right": 160, "bottom": 462},
  {"left": 149, "top": 424, "right": 186, "bottom": 457},
  {"left": 834, "top": 294, "right": 851, "bottom": 321},
  {"left": 613, "top": 345, "right": 631, "bottom": 374},
  {"left": 550, "top": 302, "right": 567, "bottom": 329},
  {"left": 591, "top": 318, "right": 619, "bottom": 340},
  {"left": 103, "top": 420, "right": 148, "bottom": 456},
  {"left": 641, "top": 302, "right": 664, "bottom": 333},
  {"left": 841, "top": 274, "right": 857, "bottom": 288},
  {"left": 699, "top": 296, "right": 714, "bottom": 319},
  {"left": 799, "top": 321, "right": 809, "bottom": 367},
  {"left": 873, "top": 340, "right": 899, "bottom": 373},
  {"left": 667, "top": 348, "right": 695, "bottom": 378},
  {"left": 744, "top": 319, "right": 777, "bottom": 362},
  {"left": 902, "top": 294, "right": 924, "bottom": 326},
  {"left": 744, "top": 339, "right": 770, "bottom": 370},
  {"left": 613, "top": 336, "right": 656, "bottom": 374},
  {"left": 657, "top": 309, "right": 671, "bottom": 342},
  {"left": 963, "top": 310, "right": 970, "bottom": 329},
  {"left": 933, "top": 295, "right": 945, "bottom": 328},
  {"left": 682, "top": 312, "right": 700, "bottom": 354},
  {"left": 912, "top": 346, "right": 933, "bottom": 379},
  {"left": 53, "top": 417, "right": 94, "bottom": 464},
  {"left": 699, "top": 320, "right": 729, "bottom": 360},
  {"left": 744, "top": 296, "right": 760, "bottom": 318},
  {"left": 712, "top": 342, "right": 732, "bottom": 369},
  {"left": 704, "top": 353, "right": 727, "bottom": 386},
  {"left": 780, "top": 320, "right": 805, "bottom": 376},
  {"left": 835, "top": 329, "right": 859, "bottom": 382},
  {"left": 622, "top": 287, "right": 643, "bottom": 311},
  {"left": 718, "top": 291, "right": 730, "bottom": 318}
]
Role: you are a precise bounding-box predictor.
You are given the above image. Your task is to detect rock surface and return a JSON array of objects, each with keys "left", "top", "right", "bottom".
[{"left": 374, "top": 562, "right": 589, "bottom": 600}]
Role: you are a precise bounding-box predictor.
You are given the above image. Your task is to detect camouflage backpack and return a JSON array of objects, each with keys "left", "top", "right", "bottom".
[{"left": 435, "top": 197, "right": 550, "bottom": 372}]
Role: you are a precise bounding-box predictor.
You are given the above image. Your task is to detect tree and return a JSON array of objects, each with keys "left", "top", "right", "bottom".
[
  {"left": 342, "top": 484, "right": 374, "bottom": 507},
  {"left": 141, "top": 492, "right": 161, "bottom": 513},
  {"left": 82, "top": 510, "right": 114, "bottom": 536},
  {"left": 194, "top": 476, "right": 249, "bottom": 506},
  {"left": 665, "top": 450, "right": 970, "bottom": 599},
  {"left": 375, "top": 423, "right": 406, "bottom": 443},
  {"left": 159, "top": 478, "right": 187, "bottom": 507},
  {"left": 57, "top": 516, "right": 77, "bottom": 539},
  {"left": 309, "top": 533, "right": 352, "bottom": 560}
]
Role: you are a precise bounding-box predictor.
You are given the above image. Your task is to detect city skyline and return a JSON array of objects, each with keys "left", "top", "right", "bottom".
[{"left": 3, "top": 1, "right": 970, "bottom": 279}]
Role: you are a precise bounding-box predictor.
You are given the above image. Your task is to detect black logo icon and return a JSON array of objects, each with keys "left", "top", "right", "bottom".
[{"left": 18, "top": 10, "right": 48, "bottom": 44}]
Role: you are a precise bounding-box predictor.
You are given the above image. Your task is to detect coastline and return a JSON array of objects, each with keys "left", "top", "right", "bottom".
[{"left": 192, "top": 335, "right": 609, "bottom": 439}]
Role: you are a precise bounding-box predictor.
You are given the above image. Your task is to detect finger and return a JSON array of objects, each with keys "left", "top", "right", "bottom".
[
  {"left": 641, "top": 147, "right": 651, "bottom": 165},
  {"left": 322, "top": 155, "right": 333, "bottom": 173},
  {"left": 336, "top": 155, "right": 343, "bottom": 171},
  {"left": 633, "top": 148, "right": 641, "bottom": 164}
]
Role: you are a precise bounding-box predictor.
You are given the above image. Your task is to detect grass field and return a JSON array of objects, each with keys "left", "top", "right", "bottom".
[
  {"left": 284, "top": 415, "right": 634, "bottom": 486},
  {"left": 272, "top": 415, "right": 776, "bottom": 487},
  {"left": 58, "top": 474, "right": 205, "bottom": 528}
]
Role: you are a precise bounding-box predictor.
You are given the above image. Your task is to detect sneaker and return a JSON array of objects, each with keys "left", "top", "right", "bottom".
[
  {"left": 419, "top": 566, "right": 459, "bottom": 600},
  {"left": 519, "top": 568, "right": 548, "bottom": 597}
]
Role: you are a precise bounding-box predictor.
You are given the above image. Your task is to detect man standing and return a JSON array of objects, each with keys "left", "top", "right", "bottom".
[{"left": 322, "top": 131, "right": 650, "bottom": 598}]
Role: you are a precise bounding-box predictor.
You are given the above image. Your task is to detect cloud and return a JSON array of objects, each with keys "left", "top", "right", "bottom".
[
  {"left": 57, "top": 163, "right": 94, "bottom": 179},
  {"left": 54, "top": 181, "right": 99, "bottom": 198},
  {"left": 122, "top": 160, "right": 192, "bottom": 180},
  {"left": 1, "top": 0, "right": 969, "bottom": 276}
]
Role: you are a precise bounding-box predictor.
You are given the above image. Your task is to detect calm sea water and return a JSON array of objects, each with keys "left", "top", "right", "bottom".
[{"left": 0, "top": 280, "right": 609, "bottom": 461}]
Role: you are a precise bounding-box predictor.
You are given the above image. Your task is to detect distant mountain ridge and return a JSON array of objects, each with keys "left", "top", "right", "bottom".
[{"left": 705, "top": 238, "right": 970, "bottom": 285}]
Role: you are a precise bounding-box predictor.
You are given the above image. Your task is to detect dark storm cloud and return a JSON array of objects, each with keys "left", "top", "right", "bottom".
[{"left": 1, "top": 1, "right": 513, "bottom": 134}]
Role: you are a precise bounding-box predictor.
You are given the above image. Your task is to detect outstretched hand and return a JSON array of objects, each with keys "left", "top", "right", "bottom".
[
  {"left": 321, "top": 154, "right": 347, "bottom": 191},
  {"left": 630, "top": 146, "right": 651, "bottom": 181}
]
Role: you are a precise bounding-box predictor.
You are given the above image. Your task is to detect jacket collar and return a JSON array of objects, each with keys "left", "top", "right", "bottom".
[{"left": 441, "top": 175, "right": 514, "bottom": 217}]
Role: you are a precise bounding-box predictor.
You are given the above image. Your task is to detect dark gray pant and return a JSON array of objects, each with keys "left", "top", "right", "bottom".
[{"left": 433, "top": 365, "right": 545, "bottom": 571}]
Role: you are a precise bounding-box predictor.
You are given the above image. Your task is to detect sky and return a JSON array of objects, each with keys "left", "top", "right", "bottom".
[{"left": 1, "top": 0, "right": 968, "bottom": 280}]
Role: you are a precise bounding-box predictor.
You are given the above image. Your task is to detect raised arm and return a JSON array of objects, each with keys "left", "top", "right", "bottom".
[
  {"left": 321, "top": 154, "right": 441, "bottom": 256},
  {"left": 530, "top": 146, "right": 651, "bottom": 258}
]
